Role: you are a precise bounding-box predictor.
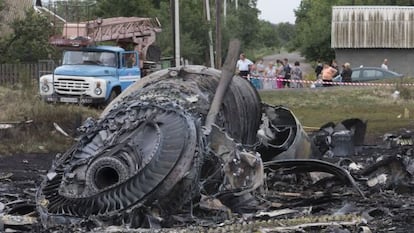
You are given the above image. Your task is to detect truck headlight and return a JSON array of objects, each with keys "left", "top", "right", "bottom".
[
  {"left": 41, "top": 83, "right": 50, "bottom": 92},
  {"left": 94, "top": 87, "right": 102, "bottom": 95}
]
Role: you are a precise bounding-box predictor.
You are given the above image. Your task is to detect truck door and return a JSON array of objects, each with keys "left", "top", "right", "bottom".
[{"left": 119, "top": 51, "right": 141, "bottom": 90}]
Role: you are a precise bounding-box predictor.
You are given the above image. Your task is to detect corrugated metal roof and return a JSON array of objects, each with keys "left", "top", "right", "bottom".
[{"left": 332, "top": 6, "right": 414, "bottom": 48}]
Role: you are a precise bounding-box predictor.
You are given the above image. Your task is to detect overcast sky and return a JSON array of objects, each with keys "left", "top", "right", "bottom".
[{"left": 256, "top": 0, "right": 302, "bottom": 24}]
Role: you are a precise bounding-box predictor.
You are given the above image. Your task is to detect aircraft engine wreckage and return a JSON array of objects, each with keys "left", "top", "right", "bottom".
[{"left": 36, "top": 42, "right": 366, "bottom": 230}]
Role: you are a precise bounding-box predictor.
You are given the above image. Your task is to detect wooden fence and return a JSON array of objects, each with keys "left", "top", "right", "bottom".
[{"left": 0, "top": 60, "right": 56, "bottom": 85}]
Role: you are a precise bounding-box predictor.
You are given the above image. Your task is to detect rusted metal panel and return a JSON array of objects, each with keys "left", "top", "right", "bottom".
[
  {"left": 61, "top": 17, "right": 162, "bottom": 41},
  {"left": 332, "top": 6, "right": 414, "bottom": 48}
]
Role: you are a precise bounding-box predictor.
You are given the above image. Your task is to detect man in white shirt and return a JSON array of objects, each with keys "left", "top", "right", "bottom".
[
  {"left": 236, "top": 53, "right": 253, "bottom": 78},
  {"left": 381, "top": 59, "right": 388, "bottom": 70}
]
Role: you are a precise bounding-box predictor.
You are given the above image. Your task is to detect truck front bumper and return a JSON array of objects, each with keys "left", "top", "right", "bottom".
[{"left": 42, "top": 94, "right": 106, "bottom": 104}]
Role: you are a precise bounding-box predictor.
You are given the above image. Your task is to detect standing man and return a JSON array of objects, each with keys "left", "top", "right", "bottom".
[
  {"left": 291, "top": 61, "right": 303, "bottom": 88},
  {"left": 341, "top": 62, "right": 353, "bottom": 83},
  {"left": 236, "top": 53, "right": 253, "bottom": 79},
  {"left": 256, "top": 58, "right": 266, "bottom": 77},
  {"left": 321, "top": 63, "right": 337, "bottom": 87},
  {"left": 381, "top": 59, "right": 388, "bottom": 70},
  {"left": 315, "top": 59, "right": 323, "bottom": 79},
  {"left": 283, "top": 58, "right": 291, "bottom": 88}
]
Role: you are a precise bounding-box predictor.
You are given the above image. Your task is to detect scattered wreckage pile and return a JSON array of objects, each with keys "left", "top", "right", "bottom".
[{"left": 1, "top": 62, "right": 414, "bottom": 232}]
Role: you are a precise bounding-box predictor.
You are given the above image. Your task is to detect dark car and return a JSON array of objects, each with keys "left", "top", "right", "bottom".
[{"left": 333, "top": 67, "right": 403, "bottom": 83}]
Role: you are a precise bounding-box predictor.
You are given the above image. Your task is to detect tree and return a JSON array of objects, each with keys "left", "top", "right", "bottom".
[
  {"left": 46, "top": 0, "right": 97, "bottom": 23},
  {"left": 223, "top": 0, "right": 260, "bottom": 51},
  {"left": 176, "top": 0, "right": 209, "bottom": 64},
  {"left": 0, "top": 9, "right": 55, "bottom": 63},
  {"left": 92, "top": 0, "right": 263, "bottom": 66},
  {"left": 294, "top": 0, "right": 337, "bottom": 62},
  {"left": 274, "top": 22, "right": 295, "bottom": 48},
  {"left": 256, "top": 21, "right": 280, "bottom": 49},
  {"left": 93, "top": 0, "right": 158, "bottom": 18},
  {"left": 0, "top": 0, "right": 279, "bottom": 65},
  {"left": 0, "top": 0, "right": 5, "bottom": 30}
]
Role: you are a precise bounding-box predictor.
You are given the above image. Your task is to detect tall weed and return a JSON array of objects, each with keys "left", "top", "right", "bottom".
[{"left": 0, "top": 72, "right": 100, "bottom": 155}]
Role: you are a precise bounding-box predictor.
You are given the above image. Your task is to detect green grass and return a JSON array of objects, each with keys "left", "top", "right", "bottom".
[
  {"left": 0, "top": 85, "right": 100, "bottom": 155},
  {"left": 1, "top": 80, "right": 414, "bottom": 154},
  {"left": 259, "top": 86, "right": 414, "bottom": 143}
]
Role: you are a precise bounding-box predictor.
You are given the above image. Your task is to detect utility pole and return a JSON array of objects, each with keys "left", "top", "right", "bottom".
[
  {"left": 172, "top": 0, "right": 180, "bottom": 67},
  {"left": 215, "top": 0, "right": 222, "bottom": 69},
  {"left": 174, "top": 0, "right": 180, "bottom": 67},
  {"left": 223, "top": 0, "right": 226, "bottom": 23},
  {"left": 170, "top": 0, "right": 176, "bottom": 66},
  {"left": 205, "top": 0, "right": 215, "bottom": 68}
]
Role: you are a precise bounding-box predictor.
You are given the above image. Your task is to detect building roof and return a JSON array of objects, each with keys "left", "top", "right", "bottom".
[{"left": 331, "top": 6, "right": 414, "bottom": 49}]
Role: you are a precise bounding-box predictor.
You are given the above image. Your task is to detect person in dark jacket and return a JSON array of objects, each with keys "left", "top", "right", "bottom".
[
  {"left": 315, "top": 59, "right": 323, "bottom": 78},
  {"left": 341, "top": 62, "right": 353, "bottom": 83},
  {"left": 283, "top": 58, "right": 291, "bottom": 88},
  {"left": 330, "top": 59, "right": 339, "bottom": 77}
]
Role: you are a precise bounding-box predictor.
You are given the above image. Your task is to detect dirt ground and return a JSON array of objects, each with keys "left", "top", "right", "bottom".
[
  {"left": 262, "top": 51, "right": 314, "bottom": 77},
  {"left": 0, "top": 153, "right": 55, "bottom": 232},
  {"left": 1, "top": 137, "right": 414, "bottom": 232}
]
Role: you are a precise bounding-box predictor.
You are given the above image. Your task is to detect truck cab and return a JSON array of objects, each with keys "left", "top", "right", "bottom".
[{"left": 39, "top": 46, "right": 140, "bottom": 105}]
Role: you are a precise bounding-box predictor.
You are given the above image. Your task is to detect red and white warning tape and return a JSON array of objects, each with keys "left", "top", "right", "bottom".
[{"left": 248, "top": 76, "right": 414, "bottom": 87}]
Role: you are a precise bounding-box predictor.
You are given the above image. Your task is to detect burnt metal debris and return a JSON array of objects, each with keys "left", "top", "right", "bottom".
[
  {"left": 10, "top": 42, "right": 406, "bottom": 232},
  {"left": 311, "top": 118, "right": 367, "bottom": 157},
  {"left": 33, "top": 63, "right": 373, "bottom": 231},
  {"left": 35, "top": 65, "right": 293, "bottom": 223}
]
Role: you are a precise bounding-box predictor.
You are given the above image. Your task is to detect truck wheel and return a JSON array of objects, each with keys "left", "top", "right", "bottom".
[{"left": 104, "top": 90, "right": 118, "bottom": 106}]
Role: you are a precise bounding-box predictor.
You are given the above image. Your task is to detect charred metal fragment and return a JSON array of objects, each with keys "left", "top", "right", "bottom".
[
  {"left": 341, "top": 118, "right": 367, "bottom": 146},
  {"left": 264, "top": 159, "right": 365, "bottom": 198},
  {"left": 383, "top": 129, "right": 414, "bottom": 149},
  {"left": 311, "top": 118, "right": 367, "bottom": 157},
  {"left": 208, "top": 125, "right": 264, "bottom": 196},
  {"left": 357, "top": 155, "right": 413, "bottom": 193},
  {"left": 256, "top": 104, "right": 314, "bottom": 161},
  {"left": 36, "top": 48, "right": 360, "bottom": 229},
  {"left": 36, "top": 64, "right": 266, "bottom": 228}
]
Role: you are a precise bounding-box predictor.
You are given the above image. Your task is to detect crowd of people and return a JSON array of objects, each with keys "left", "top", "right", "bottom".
[
  {"left": 313, "top": 59, "right": 355, "bottom": 87},
  {"left": 236, "top": 53, "right": 303, "bottom": 90},
  {"left": 314, "top": 58, "right": 390, "bottom": 87},
  {"left": 236, "top": 53, "right": 390, "bottom": 89}
]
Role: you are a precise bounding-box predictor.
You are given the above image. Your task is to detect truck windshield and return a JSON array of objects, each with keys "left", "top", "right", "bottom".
[{"left": 63, "top": 51, "right": 117, "bottom": 67}]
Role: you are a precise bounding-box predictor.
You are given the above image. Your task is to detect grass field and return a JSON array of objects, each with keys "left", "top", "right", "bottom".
[
  {"left": 0, "top": 85, "right": 99, "bottom": 155},
  {"left": 1, "top": 83, "right": 414, "bottom": 154},
  {"left": 259, "top": 85, "right": 414, "bottom": 143}
]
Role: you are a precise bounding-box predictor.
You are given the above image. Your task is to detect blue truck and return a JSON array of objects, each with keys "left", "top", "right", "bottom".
[
  {"left": 39, "top": 16, "right": 163, "bottom": 106},
  {"left": 39, "top": 46, "right": 143, "bottom": 105}
]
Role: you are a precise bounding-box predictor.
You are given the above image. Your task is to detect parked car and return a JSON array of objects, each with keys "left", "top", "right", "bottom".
[{"left": 333, "top": 67, "right": 403, "bottom": 83}]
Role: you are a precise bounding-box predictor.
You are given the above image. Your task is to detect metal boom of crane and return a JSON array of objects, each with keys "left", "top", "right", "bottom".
[{"left": 50, "top": 17, "right": 161, "bottom": 62}]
